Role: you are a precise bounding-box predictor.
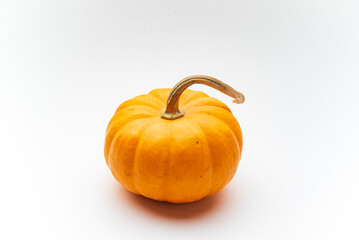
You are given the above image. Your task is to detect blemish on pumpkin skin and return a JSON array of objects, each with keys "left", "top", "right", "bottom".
[
  {"left": 196, "top": 141, "right": 199, "bottom": 144},
  {"left": 200, "top": 176, "right": 202, "bottom": 178}
]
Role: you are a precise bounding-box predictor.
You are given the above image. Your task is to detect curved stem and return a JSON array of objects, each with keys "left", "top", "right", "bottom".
[{"left": 161, "top": 75, "right": 245, "bottom": 120}]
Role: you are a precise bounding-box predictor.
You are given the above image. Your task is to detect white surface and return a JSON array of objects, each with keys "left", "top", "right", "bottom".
[{"left": 1, "top": 1, "right": 359, "bottom": 239}]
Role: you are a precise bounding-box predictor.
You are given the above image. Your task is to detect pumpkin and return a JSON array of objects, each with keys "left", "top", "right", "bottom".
[{"left": 104, "top": 75, "right": 245, "bottom": 203}]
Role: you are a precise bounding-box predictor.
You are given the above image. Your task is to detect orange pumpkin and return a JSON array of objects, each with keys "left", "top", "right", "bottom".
[{"left": 104, "top": 75, "right": 245, "bottom": 203}]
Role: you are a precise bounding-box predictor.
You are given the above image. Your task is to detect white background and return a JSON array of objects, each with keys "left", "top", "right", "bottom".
[{"left": 1, "top": 1, "right": 359, "bottom": 239}]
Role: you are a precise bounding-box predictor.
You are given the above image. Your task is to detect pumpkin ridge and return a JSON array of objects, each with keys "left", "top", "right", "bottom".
[
  {"left": 132, "top": 120, "right": 163, "bottom": 196},
  {"left": 193, "top": 113, "right": 241, "bottom": 152},
  {"left": 160, "top": 122, "right": 171, "bottom": 202},
  {"left": 185, "top": 106, "right": 242, "bottom": 146},
  {"left": 188, "top": 120, "right": 214, "bottom": 197},
  {"left": 182, "top": 96, "right": 230, "bottom": 110},
  {"left": 148, "top": 89, "right": 171, "bottom": 103},
  {"left": 106, "top": 109, "right": 156, "bottom": 136},
  {"left": 129, "top": 123, "right": 151, "bottom": 195},
  {"left": 180, "top": 91, "right": 209, "bottom": 106},
  {"left": 106, "top": 116, "right": 153, "bottom": 166},
  {"left": 185, "top": 103, "right": 232, "bottom": 113},
  {"left": 188, "top": 113, "right": 241, "bottom": 195},
  {"left": 107, "top": 118, "right": 154, "bottom": 194},
  {"left": 116, "top": 94, "right": 164, "bottom": 112},
  {"left": 204, "top": 112, "right": 241, "bottom": 182},
  {"left": 116, "top": 104, "right": 160, "bottom": 113}
]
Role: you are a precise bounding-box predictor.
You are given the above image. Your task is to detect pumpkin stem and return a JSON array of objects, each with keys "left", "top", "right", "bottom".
[{"left": 161, "top": 75, "right": 245, "bottom": 120}]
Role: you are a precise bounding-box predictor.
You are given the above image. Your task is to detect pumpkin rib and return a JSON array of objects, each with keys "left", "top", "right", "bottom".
[
  {"left": 148, "top": 89, "right": 209, "bottom": 107},
  {"left": 176, "top": 89, "right": 205, "bottom": 105},
  {"left": 107, "top": 118, "right": 155, "bottom": 194},
  {"left": 116, "top": 104, "right": 160, "bottom": 113},
  {"left": 152, "top": 121, "right": 174, "bottom": 202},
  {"left": 184, "top": 103, "right": 232, "bottom": 114},
  {"left": 106, "top": 115, "right": 155, "bottom": 166},
  {"left": 117, "top": 103, "right": 160, "bottom": 112},
  {"left": 131, "top": 119, "right": 163, "bottom": 196},
  {"left": 186, "top": 106, "right": 242, "bottom": 146},
  {"left": 182, "top": 97, "right": 231, "bottom": 112},
  {"left": 187, "top": 113, "right": 240, "bottom": 195},
  {"left": 192, "top": 112, "right": 241, "bottom": 153},
  {"left": 128, "top": 121, "right": 154, "bottom": 195},
  {"left": 188, "top": 120, "right": 214, "bottom": 198},
  {"left": 161, "top": 118, "right": 213, "bottom": 202},
  {"left": 160, "top": 122, "right": 171, "bottom": 202},
  {"left": 116, "top": 94, "right": 164, "bottom": 112},
  {"left": 106, "top": 107, "right": 158, "bottom": 136},
  {"left": 148, "top": 89, "right": 171, "bottom": 103},
  {"left": 180, "top": 91, "right": 209, "bottom": 106}
]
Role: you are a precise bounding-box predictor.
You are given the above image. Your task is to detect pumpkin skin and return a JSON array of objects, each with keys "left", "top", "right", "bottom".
[{"left": 104, "top": 88, "right": 243, "bottom": 203}]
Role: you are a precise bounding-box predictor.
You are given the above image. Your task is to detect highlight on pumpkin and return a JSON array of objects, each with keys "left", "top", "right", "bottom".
[{"left": 105, "top": 75, "right": 245, "bottom": 203}]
